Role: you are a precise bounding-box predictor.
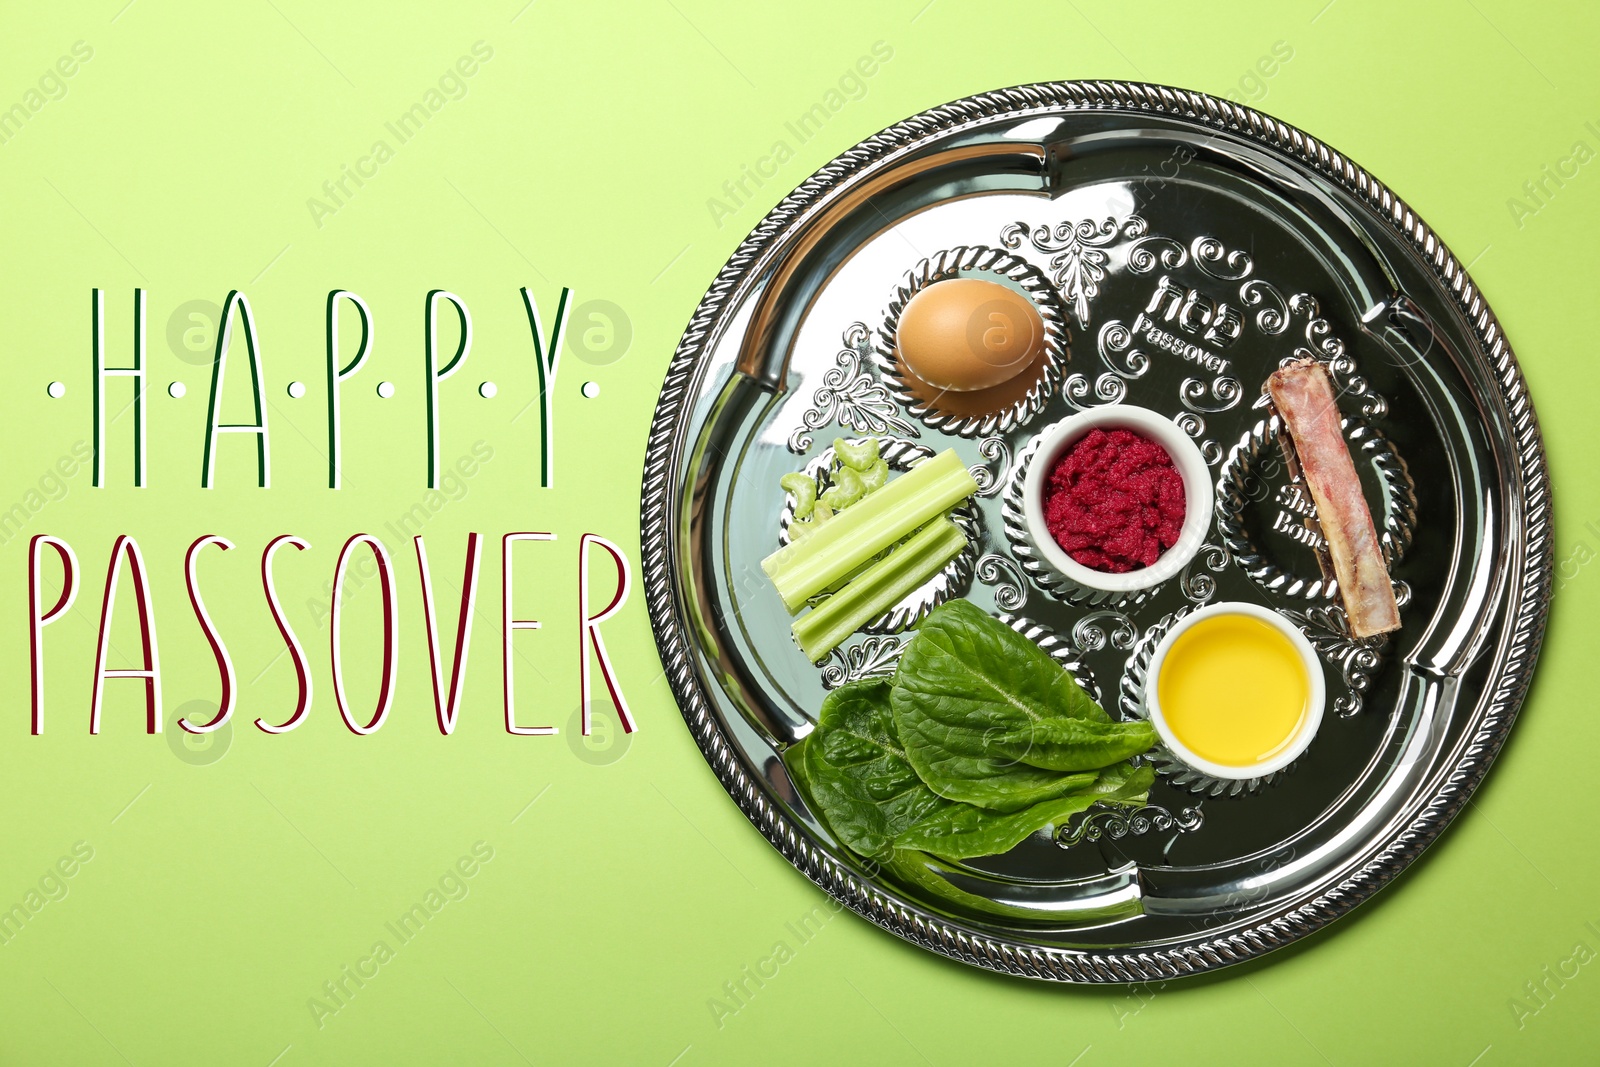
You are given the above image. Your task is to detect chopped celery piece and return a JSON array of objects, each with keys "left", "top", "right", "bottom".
[
  {"left": 792, "top": 518, "right": 966, "bottom": 661},
  {"left": 779, "top": 471, "right": 817, "bottom": 519},
  {"left": 762, "top": 449, "right": 977, "bottom": 613},
  {"left": 792, "top": 501, "right": 834, "bottom": 540},
  {"left": 819, "top": 465, "right": 866, "bottom": 511},
  {"left": 859, "top": 458, "right": 889, "bottom": 494},
  {"left": 833, "top": 436, "right": 880, "bottom": 472}
]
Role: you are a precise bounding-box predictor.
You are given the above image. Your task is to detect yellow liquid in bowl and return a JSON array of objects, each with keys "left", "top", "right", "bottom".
[{"left": 1156, "top": 613, "right": 1310, "bottom": 768}]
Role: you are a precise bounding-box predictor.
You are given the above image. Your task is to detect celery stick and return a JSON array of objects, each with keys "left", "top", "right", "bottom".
[
  {"left": 792, "top": 518, "right": 966, "bottom": 661},
  {"left": 762, "top": 449, "right": 977, "bottom": 613}
]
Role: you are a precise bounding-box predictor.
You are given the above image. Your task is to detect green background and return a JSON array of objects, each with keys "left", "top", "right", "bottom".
[{"left": 1, "top": 0, "right": 1596, "bottom": 1063}]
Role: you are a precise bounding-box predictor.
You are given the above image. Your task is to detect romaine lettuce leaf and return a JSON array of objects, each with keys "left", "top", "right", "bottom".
[
  {"left": 891, "top": 600, "right": 1156, "bottom": 806},
  {"left": 795, "top": 679, "right": 951, "bottom": 859}
]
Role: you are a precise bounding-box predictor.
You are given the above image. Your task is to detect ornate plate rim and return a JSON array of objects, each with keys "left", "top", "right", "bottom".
[{"left": 639, "top": 81, "right": 1553, "bottom": 983}]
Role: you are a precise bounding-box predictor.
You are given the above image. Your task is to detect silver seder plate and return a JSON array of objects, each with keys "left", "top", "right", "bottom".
[{"left": 640, "top": 82, "right": 1552, "bottom": 982}]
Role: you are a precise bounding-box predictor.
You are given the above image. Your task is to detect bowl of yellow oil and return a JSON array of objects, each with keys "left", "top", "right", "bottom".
[{"left": 1143, "top": 602, "right": 1325, "bottom": 780}]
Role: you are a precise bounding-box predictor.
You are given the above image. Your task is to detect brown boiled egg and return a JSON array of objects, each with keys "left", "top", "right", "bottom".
[{"left": 895, "top": 278, "right": 1044, "bottom": 394}]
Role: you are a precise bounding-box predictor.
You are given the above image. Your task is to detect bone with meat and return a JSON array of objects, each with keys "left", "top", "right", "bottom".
[{"left": 1266, "top": 358, "right": 1401, "bottom": 639}]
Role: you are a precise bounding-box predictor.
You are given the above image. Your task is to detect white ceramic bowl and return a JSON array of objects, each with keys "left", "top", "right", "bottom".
[
  {"left": 1021, "top": 404, "right": 1214, "bottom": 595},
  {"left": 1142, "top": 601, "right": 1326, "bottom": 780}
]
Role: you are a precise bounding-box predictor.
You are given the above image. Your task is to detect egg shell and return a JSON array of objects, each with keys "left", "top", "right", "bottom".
[{"left": 895, "top": 278, "right": 1043, "bottom": 393}]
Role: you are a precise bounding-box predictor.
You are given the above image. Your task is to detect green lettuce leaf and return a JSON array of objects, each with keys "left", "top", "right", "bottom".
[
  {"left": 896, "top": 763, "right": 1153, "bottom": 861},
  {"left": 789, "top": 677, "right": 1152, "bottom": 864},
  {"left": 891, "top": 600, "right": 1156, "bottom": 806},
  {"left": 793, "top": 679, "right": 950, "bottom": 859},
  {"left": 783, "top": 604, "right": 1160, "bottom": 870}
]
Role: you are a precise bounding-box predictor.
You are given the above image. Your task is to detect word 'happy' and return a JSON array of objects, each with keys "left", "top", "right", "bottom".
[{"left": 86, "top": 287, "right": 573, "bottom": 490}]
